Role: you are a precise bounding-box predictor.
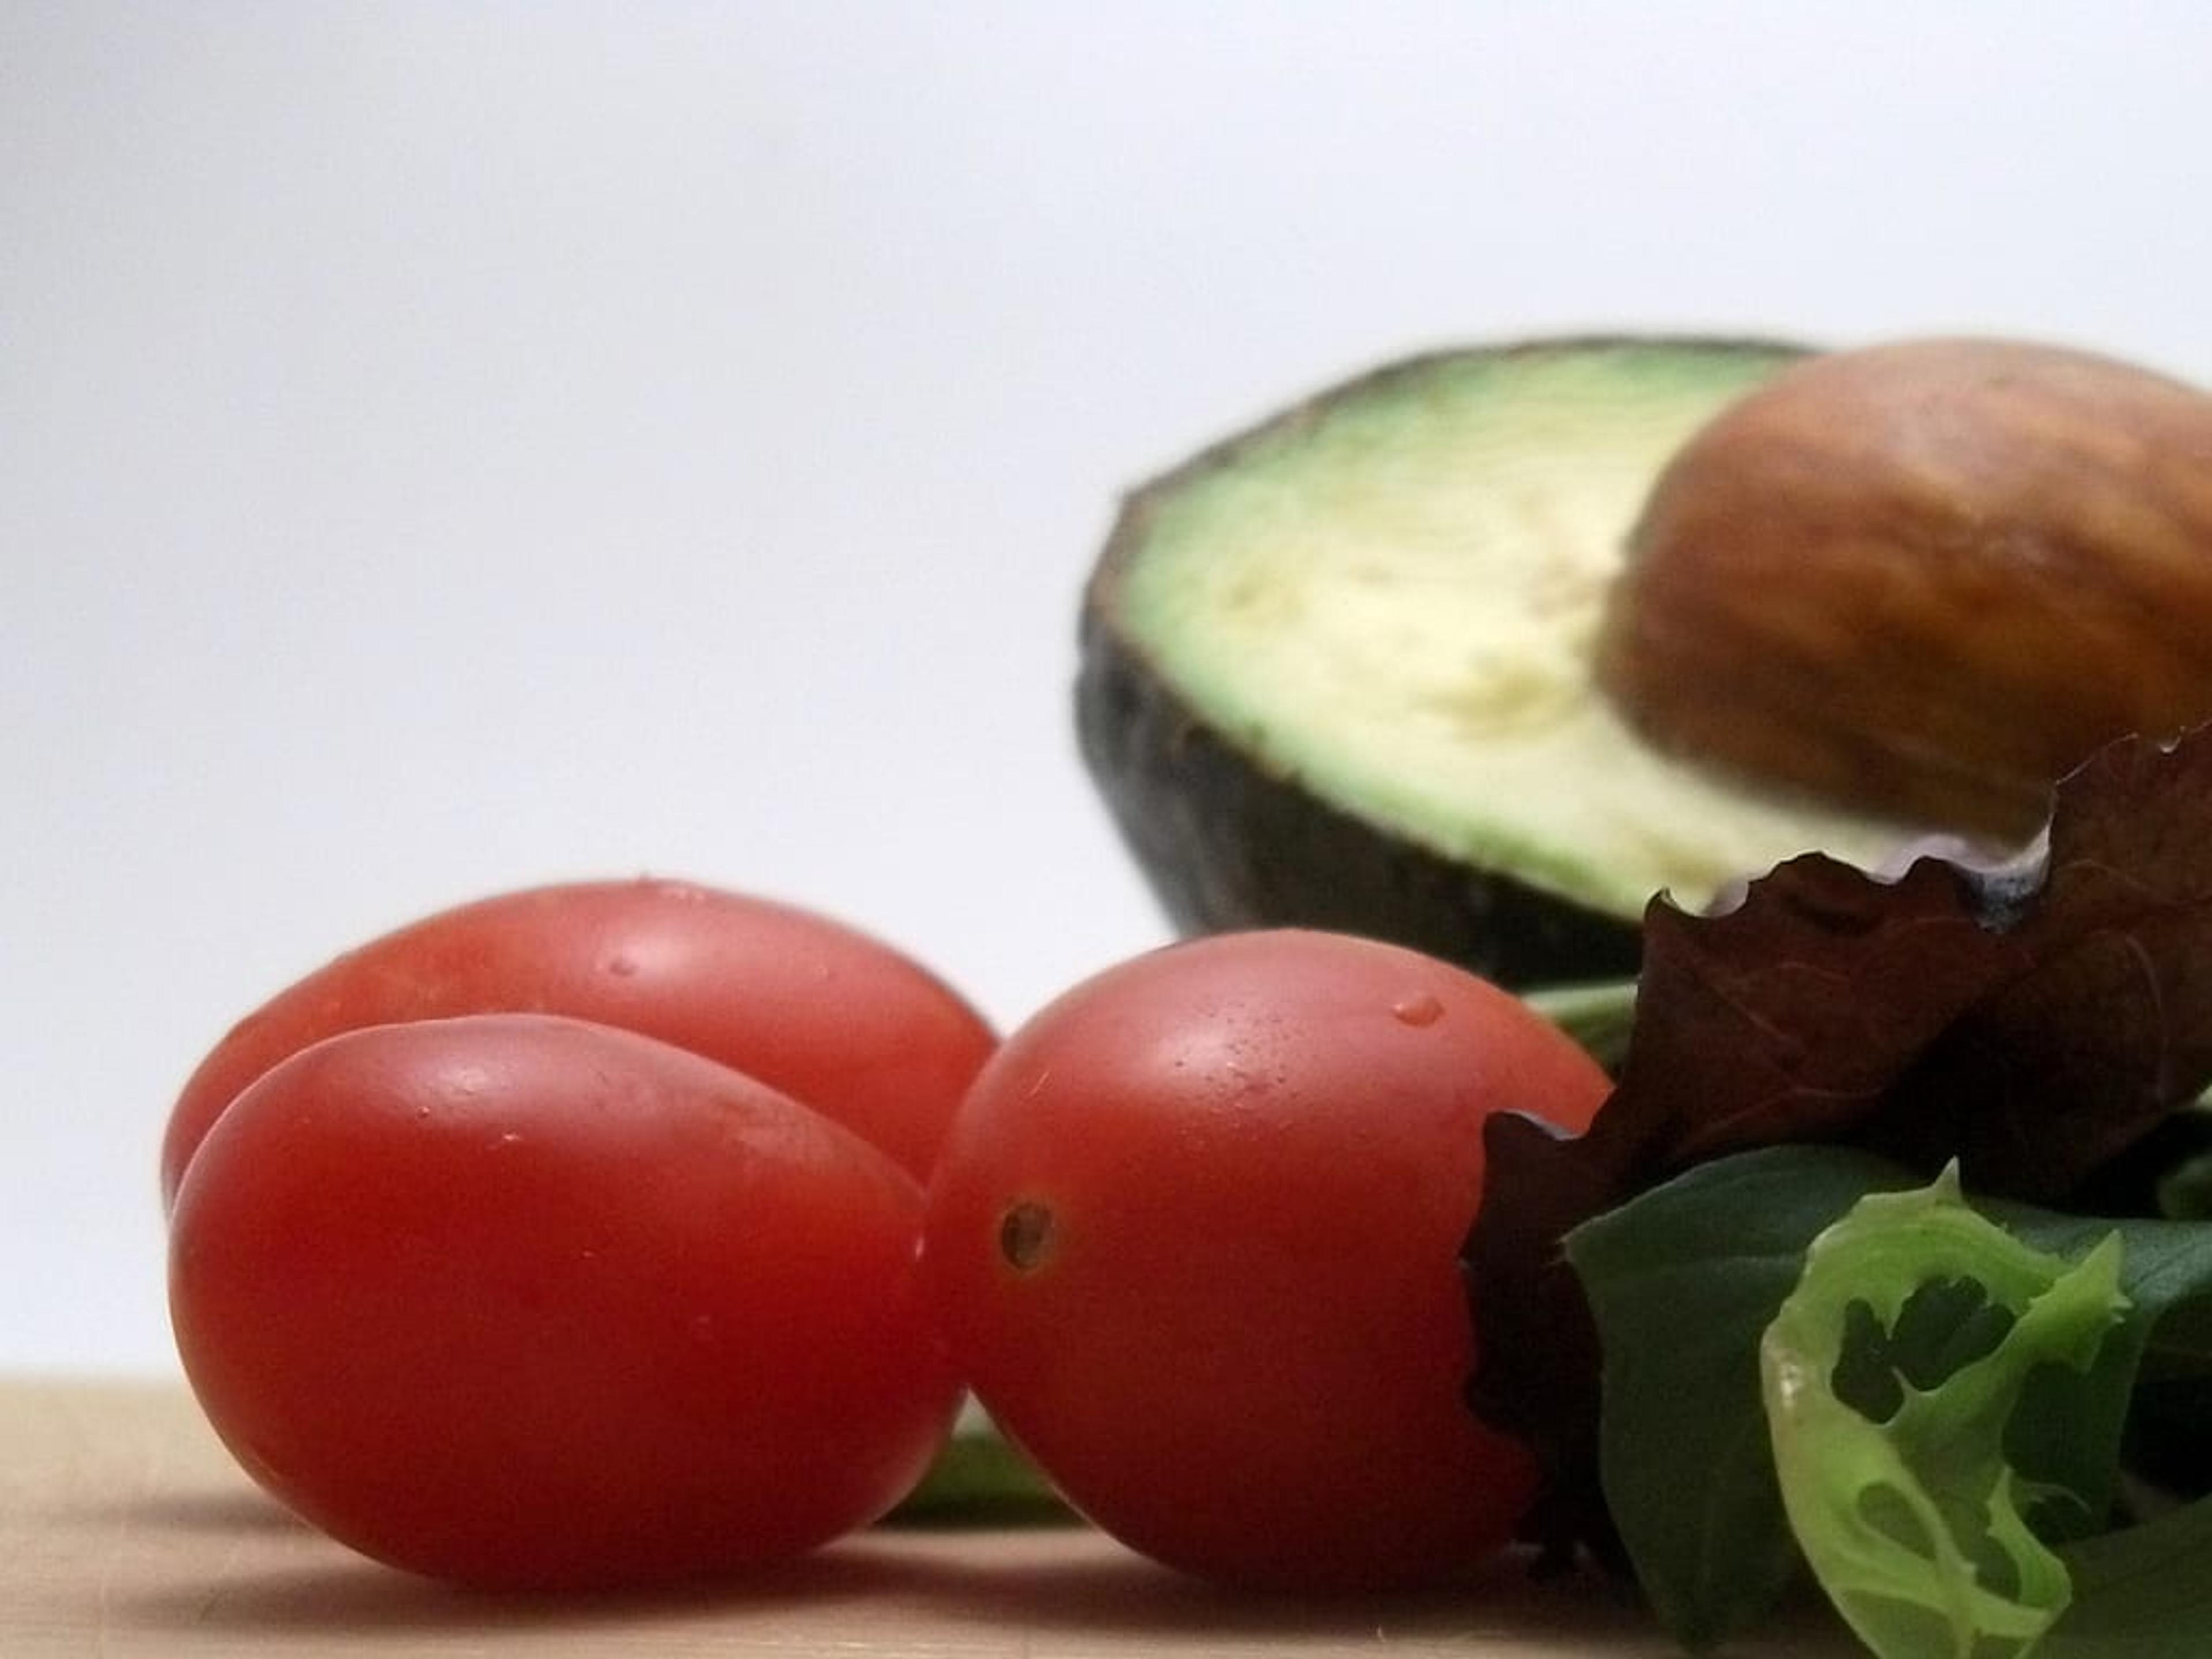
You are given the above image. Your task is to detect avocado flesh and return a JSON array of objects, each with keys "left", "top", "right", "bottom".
[{"left": 1080, "top": 339, "right": 1929, "bottom": 986}]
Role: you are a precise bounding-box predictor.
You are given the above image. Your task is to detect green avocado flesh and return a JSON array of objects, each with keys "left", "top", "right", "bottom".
[{"left": 1078, "top": 338, "right": 1925, "bottom": 986}]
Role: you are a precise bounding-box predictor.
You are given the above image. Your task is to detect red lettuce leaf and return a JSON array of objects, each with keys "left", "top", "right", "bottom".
[{"left": 1465, "top": 725, "right": 2212, "bottom": 1565}]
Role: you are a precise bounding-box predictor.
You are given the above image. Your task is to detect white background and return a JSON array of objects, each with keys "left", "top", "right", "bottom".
[{"left": 8, "top": 3, "right": 2212, "bottom": 1378}]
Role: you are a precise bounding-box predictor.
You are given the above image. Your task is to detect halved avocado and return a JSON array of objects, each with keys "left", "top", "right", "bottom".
[{"left": 1077, "top": 337, "right": 1926, "bottom": 987}]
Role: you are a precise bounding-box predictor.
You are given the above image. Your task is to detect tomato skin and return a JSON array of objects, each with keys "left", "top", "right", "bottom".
[
  {"left": 161, "top": 877, "right": 996, "bottom": 1207},
  {"left": 169, "top": 1013, "right": 963, "bottom": 1590},
  {"left": 920, "top": 930, "right": 1611, "bottom": 1593}
]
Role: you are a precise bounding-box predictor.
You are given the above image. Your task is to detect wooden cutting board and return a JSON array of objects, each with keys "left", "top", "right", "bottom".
[{"left": 0, "top": 1377, "right": 1855, "bottom": 1657}]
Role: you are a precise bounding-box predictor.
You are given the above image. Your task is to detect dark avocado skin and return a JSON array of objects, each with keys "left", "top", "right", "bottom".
[
  {"left": 1073, "top": 338, "right": 1814, "bottom": 990},
  {"left": 1076, "top": 568, "right": 1644, "bottom": 991}
]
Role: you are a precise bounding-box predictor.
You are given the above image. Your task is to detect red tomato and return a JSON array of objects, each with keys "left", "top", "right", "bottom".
[
  {"left": 920, "top": 929, "right": 1610, "bottom": 1593},
  {"left": 161, "top": 877, "right": 995, "bottom": 1207},
  {"left": 169, "top": 1013, "right": 963, "bottom": 1589}
]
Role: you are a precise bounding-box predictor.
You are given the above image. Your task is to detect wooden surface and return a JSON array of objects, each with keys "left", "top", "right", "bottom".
[{"left": 0, "top": 1377, "right": 1856, "bottom": 1658}]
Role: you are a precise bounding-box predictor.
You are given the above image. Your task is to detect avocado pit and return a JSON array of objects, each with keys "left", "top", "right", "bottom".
[{"left": 1594, "top": 337, "right": 2212, "bottom": 842}]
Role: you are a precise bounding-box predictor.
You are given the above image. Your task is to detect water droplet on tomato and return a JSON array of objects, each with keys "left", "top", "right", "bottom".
[
  {"left": 604, "top": 954, "right": 640, "bottom": 978},
  {"left": 1391, "top": 993, "right": 1445, "bottom": 1028}
]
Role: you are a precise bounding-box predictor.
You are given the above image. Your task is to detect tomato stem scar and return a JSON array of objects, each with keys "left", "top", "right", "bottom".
[{"left": 999, "top": 1201, "right": 1055, "bottom": 1272}]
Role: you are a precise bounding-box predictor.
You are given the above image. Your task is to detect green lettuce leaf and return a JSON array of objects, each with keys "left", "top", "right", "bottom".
[
  {"left": 883, "top": 1411, "right": 1074, "bottom": 1527},
  {"left": 1760, "top": 1167, "right": 2130, "bottom": 1659},
  {"left": 1567, "top": 1145, "right": 2212, "bottom": 1653},
  {"left": 1565, "top": 1146, "right": 1918, "bottom": 1647},
  {"left": 1469, "top": 725, "right": 2212, "bottom": 1562},
  {"left": 2045, "top": 1495, "right": 2212, "bottom": 1654},
  {"left": 1524, "top": 978, "right": 1639, "bottom": 1074}
]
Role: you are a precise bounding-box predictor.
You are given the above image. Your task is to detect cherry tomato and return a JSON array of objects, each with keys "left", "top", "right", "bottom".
[
  {"left": 920, "top": 929, "right": 1611, "bottom": 1592},
  {"left": 169, "top": 1013, "right": 963, "bottom": 1589},
  {"left": 161, "top": 877, "right": 996, "bottom": 1207}
]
